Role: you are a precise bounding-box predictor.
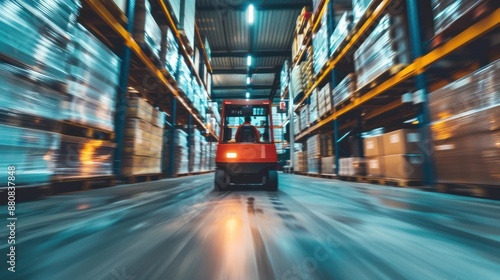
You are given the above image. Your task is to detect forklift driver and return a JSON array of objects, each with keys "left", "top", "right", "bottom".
[{"left": 235, "top": 116, "right": 261, "bottom": 142}]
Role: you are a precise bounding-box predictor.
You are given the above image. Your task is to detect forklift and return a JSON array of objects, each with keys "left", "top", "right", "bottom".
[{"left": 214, "top": 100, "right": 279, "bottom": 191}]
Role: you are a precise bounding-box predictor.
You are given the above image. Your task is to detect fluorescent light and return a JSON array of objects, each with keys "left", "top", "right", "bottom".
[
  {"left": 248, "top": 4, "right": 254, "bottom": 24},
  {"left": 246, "top": 92, "right": 250, "bottom": 98},
  {"left": 246, "top": 76, "right": 251, "bottom": 84},
  {"left": 247, "top": 55, "right": 252, "bottom": 66}
]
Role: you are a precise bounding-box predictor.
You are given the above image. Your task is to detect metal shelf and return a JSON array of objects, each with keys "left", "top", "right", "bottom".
[
  {"left": 295, "top": 8, "right": 500, "bottom": 141},
  {"left": 84, "top": 0, "right": 218, "bottom": 140},
  {"left": 294, "top": 0, "right": 389, "bottom": 110},
  {"left": 195, "top": 24, "right": 213, "bottom": 74},
  {"left": 156, "top": 0, "right": 211, "bottom": 101}
]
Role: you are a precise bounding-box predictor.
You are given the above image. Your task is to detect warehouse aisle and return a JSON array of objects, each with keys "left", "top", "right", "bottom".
[{"left": 2, "top": 174, "right": 500, "bottom": 280}]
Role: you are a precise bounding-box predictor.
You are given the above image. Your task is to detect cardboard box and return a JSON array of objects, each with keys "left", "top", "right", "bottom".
[
  {"left": 364, "top": 135, "right": 384, "bottom": 157},
  {"left": 339, "top": 157, "right": 366, "bottom": 176},
  {"left": 321, "top": 156, "right": 335, "bottom": 174},
  {"left": 127, "top": 96, "right": 153, "bottom": 120},
  {"left": 383, "top": 154, "right": 423, "bottom": 180},
  {"left": 366, "top": 156, "right": 384, "bottom": 177},
  {"left": 383, "top": 129, "right": 421, "bottom": 155}
]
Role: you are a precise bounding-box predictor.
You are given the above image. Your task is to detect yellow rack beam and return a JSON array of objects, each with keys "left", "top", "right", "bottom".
[
  {"left": 195, "top": 23, "right": 213, "bottom": 74},
  {"left": 85, "top": 0, "right": 218, "bottom": 140},
  {"left": 156, "top": 0, "right": 211, "bottom": 101},
  {"left": 295, "top": 8, "right": 500, "bottom": 141},
  {"left": 295, "top": 0, "right": 390, "bottom": 110},
  {"left": 312, "top": 0, "right": 329, "bottom": 33}
]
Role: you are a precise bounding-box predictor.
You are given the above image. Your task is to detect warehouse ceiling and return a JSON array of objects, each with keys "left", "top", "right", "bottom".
[{"left": 196, "top": 0, "right": 312, "bottom": 102}]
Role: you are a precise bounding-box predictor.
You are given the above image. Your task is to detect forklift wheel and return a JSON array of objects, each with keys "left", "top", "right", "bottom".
[
  {"left": 214, "top": 170, "right": 227, "bottom": 191},
  {"left": 267, "top": 170, "right": 278, "bottom": 191}
]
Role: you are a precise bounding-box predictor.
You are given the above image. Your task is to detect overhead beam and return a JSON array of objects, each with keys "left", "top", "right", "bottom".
[
  {"left": 211, "top": 94, "right": 270, "bottom": 99},
  {"left": 211, "top": 50, "right": 291, "bottom": 58},
  {"left": 196, "top": 3, "right": 305, "bottom": 12},
  {"left": 212, "top": 67, "right": 278, "bottom": 75},
  {"left": 212, "top": 85, "right": 273, "bottom": 90}
]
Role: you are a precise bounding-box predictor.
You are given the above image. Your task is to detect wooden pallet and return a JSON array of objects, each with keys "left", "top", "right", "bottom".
[
  {"left": 436, "top": 182, "right": 500, "bottom": 199},
  {"left": 430, "top": 0, "right": 495, "bottom": 48},
  {"left": 319, "top": 108, "right": 334, "bottom": 120},
  {"left": 338, "top": 175, "right": 364, "bottom": 183},
  {"left": 58, "top": 121, "right": 115, "bottom": 141},
  {"left": 122, "top": 173, "right": 162, "bottom": 184},
  {"left": 51, "top": 175, "right": 116, "bottom": 192},
  {"left": 366, "top": 177, "right": 423, "bottom": 188},
  {"left": 178, "top": 30, "right": 194, "bottom": 56},
  {"left": 357, "top": 64, "right": 408, "bottom": 95}
]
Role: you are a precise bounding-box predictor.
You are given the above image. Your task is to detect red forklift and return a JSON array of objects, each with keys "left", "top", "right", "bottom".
[{"left": 214, "top": 99, "right": 279, "bottom": 191}]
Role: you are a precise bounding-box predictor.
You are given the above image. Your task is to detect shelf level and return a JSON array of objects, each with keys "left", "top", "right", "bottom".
[
  {"left": 156, "top": 0, "right": 211, "bottom": 101},
  {"left": 85, "top": 0, "right": 218, "bottom": 140},
  {"left": 295, "top": 8, "right": 500, "bottom": 140},
  {"left": 295, "top": 0, "right": 390, "bottom": 110}
]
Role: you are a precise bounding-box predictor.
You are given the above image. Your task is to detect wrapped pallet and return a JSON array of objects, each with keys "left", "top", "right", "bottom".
[
  {"left": 354, "top": 12, "right": 411, "bottom": 90},
  {"left": 332, "top": 74, "right": 357, "bottom": 106},
  {"left": 430, "top": 59, "right": 500, "bottom": 185},
  {"left": 133, "top": 0, "right": 162, "bottom": 62},
  {"left": 432, "top": 0, "right": 484, "bottom": 35},
  {"left": 0, "top": 124, "right": 60, "bottom": 185},
  {"left": 339, "top": 158, "right": 366, "bottom": 176},
  {"left": 330, "top": 12, "right": 354, "bottom": 55},
  {"left": 313, "top": 7, "right": 330, "bottom": 75},
  {"left": 64, "top": 24, "right": 121, "bottom": 132},
  {"left": 55, "top": 135, "right": 115, "bottom": 178}
]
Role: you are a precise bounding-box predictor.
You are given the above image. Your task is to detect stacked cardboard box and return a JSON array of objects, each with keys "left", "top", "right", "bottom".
[
  {"left": 332, "top": 74, "right": 357, "bottom": 107},
  {"left": 430, "top": 59, "right": 500, "bottom": 185},
  {"left": 381, "top": 129, "right": 423, "bottom": 180},
  {"left": 339, "top": 158, "right": 366, "bottom": 176},
  {"left": 318, "top": 83, "right": 332, "bottom": 118},
  {"left": 166, "top": 0, "right": 195, "bottom": 51},
  {"left": 354, "top": 12, "right": 411, "bottom": 90},
  {"left": 432, "top": 0, "right": 484, "bottom": 35},
  {"left": 364, "top": 135, "right": 385, "bottom": 177},
  {"left": 291, "top": 63, "right": 305, "bottom": 98},
  {"left": 294, "top": 151, "right": 308, "bottom": 172},
  {"left": 122, "top": 96, "right": 164, "bottom": 175},
  {"left": 304, "top": 47, "right": 315, "bottom": 92},
  {"left": 321, "top": 157, "right": 336, "bottom": 175}
]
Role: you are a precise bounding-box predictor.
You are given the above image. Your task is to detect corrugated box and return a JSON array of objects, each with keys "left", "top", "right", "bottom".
[
  {"left": 127, "top": 97, "right": 153, "bottom": 120},
  {"left": 366, "top": 156, "right": 385, "bottom": 177},
  {"left": 339, "top": 157, "right": 366, "bottom": 176},
  {"left": 364, "top": 135, "right": 384, "bottom": 157},
  {"left": 321, "top": 156, "right": 335, "bottom": 174},
  {"left": 383, "top": 154, "right": 423, "bottom": 180},
  {"left": 383, "top": 129, "right": 421, "bottom": 155}
]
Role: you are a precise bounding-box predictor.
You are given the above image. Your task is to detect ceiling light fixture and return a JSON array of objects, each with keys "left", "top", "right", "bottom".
[
  {"left": 246, "top": 92, "right": 250, "bottom": 98},
  {"left": 247, "top": 55, "right": 252, "bottom": 66},
  {"left": 246, "top": 76, "right": 251, "bottom": 84},
  {"left": 248, "top": 4, "right": 254, "bottom": 24}
]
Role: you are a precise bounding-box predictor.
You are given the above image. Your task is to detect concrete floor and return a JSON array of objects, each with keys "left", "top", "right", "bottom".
[{"left": 1, "top": 173, "right": 500, "bottom": 280}]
